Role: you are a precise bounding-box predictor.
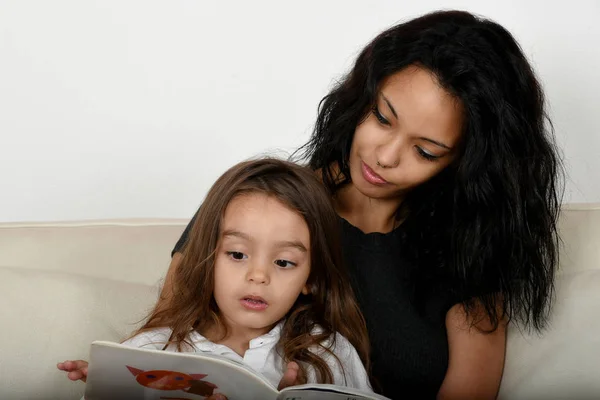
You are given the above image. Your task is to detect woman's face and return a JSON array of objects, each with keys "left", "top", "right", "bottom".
[{"left": 349, "top": 65, "right": 464, "bottom": 202}]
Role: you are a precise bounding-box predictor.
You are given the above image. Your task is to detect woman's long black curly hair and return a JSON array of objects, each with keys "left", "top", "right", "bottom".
[{"left": 295, "top": 10, "right": 564, "bottom": 332}]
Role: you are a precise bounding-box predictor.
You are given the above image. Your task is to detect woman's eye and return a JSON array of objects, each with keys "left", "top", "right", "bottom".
[
  {"left": 416, "top": 146, "right": 440, "bottom": 162},
  {"left": 226, "top": 251, "right": 246, "bottom": 260},
  {"left": 275, "top": 259, "right": 297, "bottom": 268},
  {"left": 372, "top": 106, "right": 390, "bottom": 126}
]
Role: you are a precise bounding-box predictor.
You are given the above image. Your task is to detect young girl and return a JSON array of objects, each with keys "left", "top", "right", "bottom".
[{"left": 58, "top": 158, "right": 373, "bottom": 395}]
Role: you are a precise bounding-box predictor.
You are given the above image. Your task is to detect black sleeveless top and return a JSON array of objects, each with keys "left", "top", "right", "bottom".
[{"left": 173, "top": 216, "right": 458, "bottom": 399}]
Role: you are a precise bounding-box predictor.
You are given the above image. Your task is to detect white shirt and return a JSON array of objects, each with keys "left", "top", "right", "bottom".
[{"left": 122, "top": 322, "right": 372, "bottom": 392}]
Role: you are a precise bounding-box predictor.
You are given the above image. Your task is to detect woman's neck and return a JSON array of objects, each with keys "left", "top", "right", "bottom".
[{"left": 335, "top": 183, "right": 404, "bottom": 234}]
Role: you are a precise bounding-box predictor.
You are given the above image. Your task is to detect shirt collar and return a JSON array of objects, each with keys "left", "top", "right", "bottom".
[{"left": 188, "top": 320, "right": 284, "bottom": 351}]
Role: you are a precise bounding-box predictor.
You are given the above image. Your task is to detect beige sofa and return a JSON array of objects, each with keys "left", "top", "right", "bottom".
[{"left": 1, "top": 205, "right": 599, "bottom": 399}]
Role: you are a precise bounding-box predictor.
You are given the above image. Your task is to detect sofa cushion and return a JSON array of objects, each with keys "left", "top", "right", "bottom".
[
  {"left": 499, "top": 269, "right": 600, "bottom": 399},
  {"left": 0, "top": 266, "right": 159, "bottom": 400}
]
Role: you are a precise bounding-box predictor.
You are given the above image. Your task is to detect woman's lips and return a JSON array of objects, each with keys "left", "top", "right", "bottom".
[{"left": 361, "top": 161, "right": 388, "bottom": 185}]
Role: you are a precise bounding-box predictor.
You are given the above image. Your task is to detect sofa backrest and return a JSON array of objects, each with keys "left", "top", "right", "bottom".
[{"left": 0, "top": 205, "right": 599, "bottom": 399}]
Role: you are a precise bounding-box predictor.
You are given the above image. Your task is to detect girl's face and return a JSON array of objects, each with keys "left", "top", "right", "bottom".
[
  {"left": 213, "top": 193, "right": 311, "bottom": 337},
  {"left": 349, "top": 65, "right": 464, "bottom": 202}
]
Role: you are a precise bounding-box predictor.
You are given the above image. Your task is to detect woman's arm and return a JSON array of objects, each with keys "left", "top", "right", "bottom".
[
  {"left": 157, "top": 213, "right": 197, "bottom": 311},
  {"left": 437, "top": 302, "right": 507, "bottom": 400},
  {"left": 155, "top": 252, "right": 183, "bottom": 313}
]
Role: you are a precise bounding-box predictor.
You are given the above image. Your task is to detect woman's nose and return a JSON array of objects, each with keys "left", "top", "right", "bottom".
[{"left": 375, "top": 138, "right": 402, "bottom": 168}]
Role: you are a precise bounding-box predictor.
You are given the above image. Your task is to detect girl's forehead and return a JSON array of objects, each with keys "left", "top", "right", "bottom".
[{"left": 220, "top": 193, "right": 310, "bottom": 246}]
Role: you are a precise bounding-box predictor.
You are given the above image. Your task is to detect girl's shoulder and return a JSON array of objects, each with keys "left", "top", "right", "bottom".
[
  {"left": 122, "top": 328, "right": 214, "bottom": 352},
  {"left": 121, "top": 327, "right": 175, "bottom": 350},
  {"left": 310, "top": 326, "right": 357, "bottom": 357}
]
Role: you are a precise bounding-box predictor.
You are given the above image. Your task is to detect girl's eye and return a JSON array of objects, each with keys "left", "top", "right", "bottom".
[
  {"left": 275, "top": 259, "right": 297, "bottom": 268},
  {"left": 372, "top": 105, "right": 390, "bottom": 126},
  {"left": 226, "top": 251, "right": 246, "bottom": 260},
  {"left": 415, "top": 146, "right": 440, "bottom": 162}
]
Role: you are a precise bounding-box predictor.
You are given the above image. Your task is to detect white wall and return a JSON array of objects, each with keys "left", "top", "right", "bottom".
[{"left": 1, "top": 0, "right": 599, "bottom": 222}]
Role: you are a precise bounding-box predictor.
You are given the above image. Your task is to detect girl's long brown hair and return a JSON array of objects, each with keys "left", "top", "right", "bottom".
[{"left": 132, "top": 158, "right": 370, "bottom": 383}]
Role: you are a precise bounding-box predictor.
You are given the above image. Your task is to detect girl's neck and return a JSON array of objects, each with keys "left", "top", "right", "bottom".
[
  {"left": 202, "top": 321, "right": 275, "bottom": 357},
  {"left": 335, "top": 183, "right": 404, "bottom": 234}
]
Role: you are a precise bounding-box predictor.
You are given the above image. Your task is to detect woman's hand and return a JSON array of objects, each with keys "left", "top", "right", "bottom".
[{"left": 57, "top": 360, "right": 89, "bottom": 382}]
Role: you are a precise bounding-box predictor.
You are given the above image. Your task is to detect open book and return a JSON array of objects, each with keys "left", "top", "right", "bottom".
[{"left": 85, "top": 341, "right": 391, "bottom": 400}]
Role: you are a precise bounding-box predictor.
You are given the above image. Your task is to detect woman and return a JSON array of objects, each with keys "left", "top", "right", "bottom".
[
  {"left": 149, "top": 9, "right": 563, "bottom": 400},
  {"left": 167, "top": 10, "right": 562, "bottom": 399}
]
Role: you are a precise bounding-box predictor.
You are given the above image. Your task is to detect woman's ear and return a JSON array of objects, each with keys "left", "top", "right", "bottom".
[{"left": 301, "top": 285, "right": 310, "bottom": 295}]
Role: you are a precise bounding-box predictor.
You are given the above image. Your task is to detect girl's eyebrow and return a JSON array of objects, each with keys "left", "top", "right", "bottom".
[
  {"left": 274, "top": 240, "right": 308, "bottom": 253},
  {"left": 222, "top": 229, "right": 307, "bottom": 252},
  {"left": 222, "top": 229, "right": 251, "bottom": 241}
]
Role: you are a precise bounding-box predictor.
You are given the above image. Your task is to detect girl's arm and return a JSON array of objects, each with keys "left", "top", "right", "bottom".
[
  {"left": 56, "top": 329, "right": 174, "bottom": 383},
  {"left": 437, "top": 301, "right": 506, "bottom": 400}
]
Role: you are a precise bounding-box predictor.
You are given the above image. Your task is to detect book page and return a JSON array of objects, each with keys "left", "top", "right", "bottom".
[
  {"left": 278, "top": 383, "right": 391, "bottom": 400},
  {"left": 85, "top": 341, "right": 279, "bottom": 400}
]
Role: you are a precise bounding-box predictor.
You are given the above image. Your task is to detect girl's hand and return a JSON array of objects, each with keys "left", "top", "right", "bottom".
[
  {"left": 278, "top": 361, "right": 301, "bottom": 390},
  {"left": 57, "top": 360, "right": 89, "bottom": 382},
  {"left": 55, "top": 360, "right": 300, "bottom": 399}
]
